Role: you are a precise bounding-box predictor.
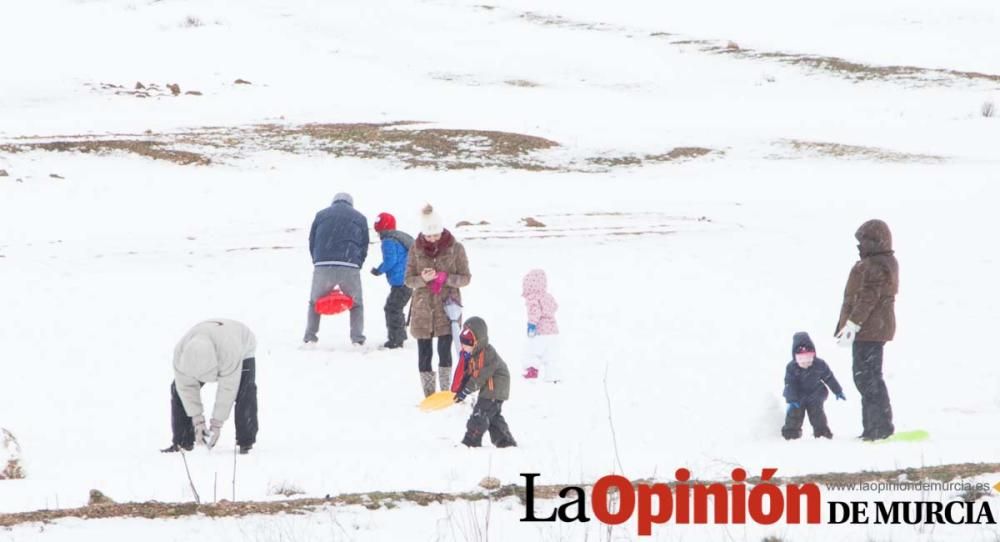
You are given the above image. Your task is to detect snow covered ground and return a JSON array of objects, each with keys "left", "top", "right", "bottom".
[{"left": 2, "top": 0, "right": 1000, "bottom": 540}]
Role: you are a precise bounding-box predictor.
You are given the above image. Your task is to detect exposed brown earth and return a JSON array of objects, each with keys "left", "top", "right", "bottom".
[
  {"left": 588, "top": 147, "right": 717, "bottom": 167},
  {"left": 777, "top": 139, "right": 947, "bottom": 163},
  {"left": 2, "top": 462, "right": 997, "bottom": 528},
  {"left": 0, "top": 123, "right": 722, "bottom": 171},
  {"left": 502, "top": 6, "right": 1000, "bottom": 87},
  {"left": 707, "top": 44, "right": 1000, "bottom": 86},
  {"left": 0, "top": 140, "right": 211, "bottom": 166}
]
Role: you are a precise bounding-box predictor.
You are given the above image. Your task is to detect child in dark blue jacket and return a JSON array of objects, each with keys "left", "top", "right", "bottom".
[
  {"left": 782, "top": 332, "right": 845, "bottom": 440},
  {"left": 371, "top": 212, "right": 414, "bottom": 349}
]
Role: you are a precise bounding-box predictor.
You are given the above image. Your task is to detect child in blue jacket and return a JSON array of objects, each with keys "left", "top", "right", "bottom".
[
  {"left": 371, "top": 213, "right": 414, "bottom": 348},
  {"left": 782, "top": 332, "right": 845, "bottom": 440}
]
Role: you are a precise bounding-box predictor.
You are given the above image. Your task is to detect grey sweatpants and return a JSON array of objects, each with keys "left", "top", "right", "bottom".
[{"left": 304, "top": 265, "right": 365, "bottom": 344}]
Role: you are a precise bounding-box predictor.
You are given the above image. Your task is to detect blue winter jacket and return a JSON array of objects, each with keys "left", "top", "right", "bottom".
[
  {"left": 375, "top": 230, "right": 414, "bottom": 287},
  {"left": 309, "top": 199, "right": 369, "bottom": 268},
  {"left": 782, "top": 332, "right": 844, "bottom": 405}
]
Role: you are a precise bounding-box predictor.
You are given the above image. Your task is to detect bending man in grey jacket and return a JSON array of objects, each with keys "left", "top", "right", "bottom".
[{"left": 161, "top": 319, "right": 259, "bottom": 454}]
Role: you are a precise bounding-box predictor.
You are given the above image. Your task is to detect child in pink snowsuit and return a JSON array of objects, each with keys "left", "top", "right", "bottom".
[{"left": 522, "top": 269, "right": 560, "bottom": 382}]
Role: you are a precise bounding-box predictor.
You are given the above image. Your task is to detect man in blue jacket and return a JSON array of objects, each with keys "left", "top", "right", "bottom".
[
  {"left": 304, "top": 193, "right": 369, "bottom": 345},
  {"left": 370, "top": 212, "right": 413, "bottom": 348}
]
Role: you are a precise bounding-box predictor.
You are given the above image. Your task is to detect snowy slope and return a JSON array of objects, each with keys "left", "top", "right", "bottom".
[{"left": 2, "top": 0, "right": 1000, "bottom": 540}]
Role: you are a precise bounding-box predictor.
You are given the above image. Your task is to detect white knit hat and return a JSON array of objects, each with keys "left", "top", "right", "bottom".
[{"left": 420, "top": 204, "right": 444, "bottom": 236}]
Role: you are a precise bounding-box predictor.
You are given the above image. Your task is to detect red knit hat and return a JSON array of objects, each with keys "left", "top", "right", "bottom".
[{"left": 374, "top": 212, "right": 396, "bottom": 232}]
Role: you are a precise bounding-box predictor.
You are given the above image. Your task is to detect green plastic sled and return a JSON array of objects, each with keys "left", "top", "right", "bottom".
[{"left": 871, "top": 429, "right": 929, "bottom": 443}]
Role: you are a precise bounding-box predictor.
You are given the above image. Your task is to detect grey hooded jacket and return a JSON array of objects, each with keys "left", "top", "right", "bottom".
[
  {"left": 173, "top": 319, "right": 256, "bottom": 422},
  {"left": 461, "top": 317, "right": 510, "bottom": 401}
]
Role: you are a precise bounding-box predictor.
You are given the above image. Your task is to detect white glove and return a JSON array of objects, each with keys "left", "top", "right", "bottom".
[
  {"left": 205, "top": 419, "right": 223, "bottom": 449},
  {"left": 192, "top": 415, "right": 207, "bottom": 446},
  {"left": 836, "top": 320, "right": 861, "bottom": 347}
]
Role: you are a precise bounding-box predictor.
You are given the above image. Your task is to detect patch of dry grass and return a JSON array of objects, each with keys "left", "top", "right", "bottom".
[
  {"left": 518, "top": 11, "right": 618, "bottom": 32},
  {"left": 0, "top": 485, "right": 531, "bottom": 525},
  {"left": 263, "top": 123, "right": 559, "bottom": 170},
  {"left": 0, "top": 122, "right": 560, "bottom": 171},
  {"left": 0, "top": 140, "right": 210, "bottom": 166},
  {"left": 655, "top": 36, "right": 1000, "bottom": 86},
  {"left": 588, "top": 147, "right": 717, "bottom": 168},
  {"left": 779, "top": 139, "right": 946, "bottom": 163},
  {"left": 1, "top": 462, "right": 997, "bottom": 527},
  {"left": 512, "top": 7, "right": 1000, "bottom": 87},
  {"left": 504, "top": 79, "right": 540, "bottom": 88}
]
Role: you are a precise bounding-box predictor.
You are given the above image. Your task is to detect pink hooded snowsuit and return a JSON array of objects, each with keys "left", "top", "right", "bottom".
[{"left": 522, "top": 269, "right": 559, "bottom": 335}]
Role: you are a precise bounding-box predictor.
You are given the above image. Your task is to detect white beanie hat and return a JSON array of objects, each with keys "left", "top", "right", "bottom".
[{"left": 420, "top": 204, "right": 444, "bottom": 236}]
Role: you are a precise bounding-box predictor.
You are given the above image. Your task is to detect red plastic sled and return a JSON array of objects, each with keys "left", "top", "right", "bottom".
[{"left": 314, "top": 287, "right": 354, "bottom": 315}]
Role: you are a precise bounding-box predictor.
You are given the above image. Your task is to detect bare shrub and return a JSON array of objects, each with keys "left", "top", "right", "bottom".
[
  {"left": 1, "top": 429, "right": 25, "bottom": 480},
  {"left": 268, "top": 481, "right": 306, "bottom": 498},
  {"left": 478, "top": 477, "right": 501, "bottom": 491},
  {"left": 88, "top": 489, "right": 115, "bottom": 506}
]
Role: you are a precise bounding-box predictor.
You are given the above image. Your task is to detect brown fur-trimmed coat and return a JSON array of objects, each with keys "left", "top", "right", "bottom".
[{"left": 404, "top": 230, "right": 471, "bottom": 339}]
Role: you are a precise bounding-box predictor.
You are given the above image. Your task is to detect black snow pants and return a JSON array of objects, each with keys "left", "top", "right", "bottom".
[
  {"left": 171, "top": 358, "right": 258, "bottom": 448},
  {"left": 384, "top": 285, "right": 412, "bottom": 346},
  {"left": 853, "top": 341, "right": 894, "bottom": 439},
  {"left": 462, "top": 398, "right": 517, "bottom": 448},
  {"left": 782, "top": 394, "right": 832, "bottom": 439}
]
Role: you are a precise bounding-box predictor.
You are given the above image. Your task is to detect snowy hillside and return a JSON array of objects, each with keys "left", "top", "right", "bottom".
[{"left": 2, "top": 0, "right": 1000, "bottom": 540}]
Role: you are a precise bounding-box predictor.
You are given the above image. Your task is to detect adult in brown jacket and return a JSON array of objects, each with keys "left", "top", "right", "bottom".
[
  {"left": 834, "top": 219, "right": 899, "bottom": 441},
  {"left": 404, "top": 204, "right": 471, "bottom": 397}
]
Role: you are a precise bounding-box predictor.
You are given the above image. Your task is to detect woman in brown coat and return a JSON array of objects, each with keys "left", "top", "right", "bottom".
[
  {"left": 405, "top": 205, "right": 471, "bottom": 397},
  {"left": 834, "top": 219, "right": 899, "bottom": 441}
]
